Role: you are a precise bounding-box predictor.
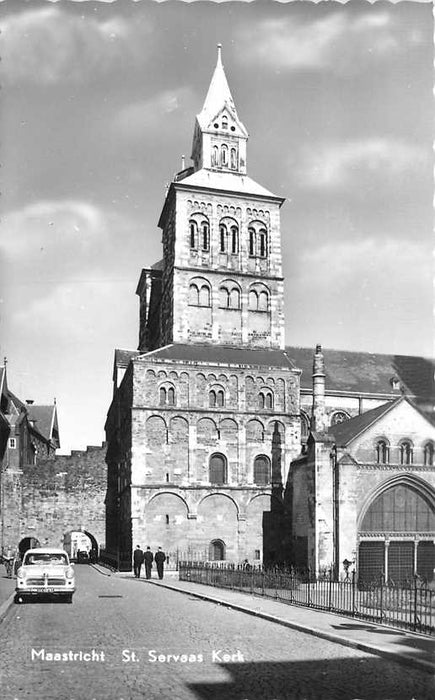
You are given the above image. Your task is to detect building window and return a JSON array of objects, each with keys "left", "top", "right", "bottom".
[
  {"left": 254, "top": 549, "right": 260, "bottom": 560},
  {"left": 248, "top": 228, "right": 255, "bottom": 256},
  {"left": 258, "top": 229, "right": 267, "bottom": 258},
  {"left": 209, "top": 388, "right": 225, "bottom": 408},
  {"left": 249, "top": 285, "right": 269, "bottom": 312},
  {"left": 400, "top": 440, "right": 413, "bottom": 466},
  {"left": 376, "top": 440, "right": 389, "bottom": 465},
  {"left": 159, "top": 385, "right": 176, "bottom": 407},
  {"left": 424, "top": 442, "right": 434, "bottom": 466},
  {"left": 258, "top": 390, "right": 273, "bottom": 410},
  {"left": 222, "top": 116, "right": 228, "bottom": 130},
  {"left": 165, "top": 514, "right": 170, "bottom": 525},
  {"left": 209, "top": 453, "right": 227, "bottom": 485},
  {"left": 253, "top": 455, "right": 270, "bottom": 485},
  {"left": 331, "top": 411, "right": 349, "bottom": 426},
  {"left": 221, "top": 144, "right": 228, "bottom": 167},
  {"left": 219, "top": 283, "right": 240, "bottom": 309},
  {"left": 248, "top": 222, "right": 268, "bottom": 258},
  {"left": 230, "top": 225, "right": 239, "bottom": 254},
  {"left": 300, "top": 413, "right": 309, "bottom": 441},
  {"left": 212, "top": 145, "right": 219, "bottom": 166},
  {"left": 220, "top": 224, "right": 227, "bottom": 252},
  {"left": 230, "top": 148, "right": 237, "bottom": 169},
  {"left": 8, "top": 438, "right": 16, "bottom": 449},
  {"left": 189, "top": 220, "right": 197, "bottom": 249},
  {"left": 201, "top": 223, "right": 209, "bottom": 251},
  {"left": 189, "top": 280, "right": 211, "bottom": 307}
]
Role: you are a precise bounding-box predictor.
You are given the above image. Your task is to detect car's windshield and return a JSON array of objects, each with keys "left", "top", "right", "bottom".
[{"left": 23, "top": 553, "right": 68, "bottom": 566}]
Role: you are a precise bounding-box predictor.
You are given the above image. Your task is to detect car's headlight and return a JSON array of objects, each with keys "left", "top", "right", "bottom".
[
  {"left": 16, "top": 567, "right": 25, "bottom": 579},
  {"left": 65, "top": 567, "right": 74, "bottom": 579}
]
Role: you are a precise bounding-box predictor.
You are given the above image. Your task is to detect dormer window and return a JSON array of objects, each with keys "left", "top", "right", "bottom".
[{"left": 222, "top": 116, "right": 228, "bottom": 129}]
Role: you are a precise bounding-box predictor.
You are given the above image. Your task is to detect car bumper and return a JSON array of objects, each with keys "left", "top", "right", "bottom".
[{"left": 16, "top": 586, "right": 75, "bottom": 596}]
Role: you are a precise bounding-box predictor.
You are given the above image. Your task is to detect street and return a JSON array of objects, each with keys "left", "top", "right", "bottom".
[{"left": 0, "top": 566, "right": 433, "bottom": 700}]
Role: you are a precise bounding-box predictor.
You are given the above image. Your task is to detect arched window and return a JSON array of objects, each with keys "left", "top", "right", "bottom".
[
  {"left": 209, "top": 390, "right": 216, "bottom": 408},
  {"left": 400, "top": 440, "right": 413, "bottom": 466},
  {"left": 221, "top": 144, "right": 228, "bottom": 167},
  {"left": 230, "top": 225, "right": 239, "bottom": 254},
  {"left": 258, "top": 229, "right": 267, "bottom": 258},
  {"left": 201, "top": 223, "right": 209, "bottom": 251},
  {"left": 216, "top": 390, "right": 225, "bottom": 407},
  {"left": 159, "top": 387, "right": 166, "bottom": 406},
  {"left": 219, "top": 287, "right": 230, "bottom": 308},
  {"left": 220, "top": 224, "right": 227, "bottom": 252},
  {"left": 249, "top": 290, "right": 258, "bottom": 310},
  {"left": 222, "top": 116, "right": 228, "bottom": 130},
  {"left": 258, "top": 390, "right": 273, "bottom": 410},
  {"left": 254, "top": 455, "right": 271, "bottom": 485},
  {"left": 159, "top": 385, "right": 175, "bottom": 406},
  {"left": 209, "top": 539, "right": 225, "bottom": 561},
  {"left": 331, "top": 411, "right": 349, "bottom": 426},
  {"left": 258, "top": 290, "right": 268, "bottom": 311},
  {"left": 424, "top": 442, "right": 434, "bottom": 466},
  {"left": 209, "top": 454, "right": 227, "bottom": 485},
  {"left": 376, "top": 440, "right": 389, "bottom": 465},
  {"left": 188, "top": 284, "right": 199, "bottom": 306},
  {"left": 212, "top": 145, "right": 219, "bottom": 166},
  {"left": 229, "top": 288, "right": 240, "bottom": 309},
  {"left": 248, "top": 228, "right": 255, "bottom": 256},
  {"left": 189, "top": 220, "right": 197, "bottom": 249},
  {"left": 199, "top": 284, "right": 210, "bottom": 307},
  {"left": 167, "top": 387, "right": 175, "bottom": 406},
  {"left": 230, "top": 148, "right": 237, "bottom": 169}
]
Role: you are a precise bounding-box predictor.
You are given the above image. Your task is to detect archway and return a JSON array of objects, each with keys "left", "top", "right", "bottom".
[
  {"left": 358, "top": 478, "right": 435, "bottom": 584},
  {"left": 63, "top": 530, "right": 99, "bottom": 563},
  {"left": 209, "top": 539, "right": 226, "bottom": 561},
  {"left": 18, "top": 537, "right": 40, "bottom": 558}
]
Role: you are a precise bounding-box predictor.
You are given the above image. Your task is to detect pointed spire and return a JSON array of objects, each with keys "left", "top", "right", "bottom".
[{"left": 197, "top": 43, "right": 237, "bottom": 128}]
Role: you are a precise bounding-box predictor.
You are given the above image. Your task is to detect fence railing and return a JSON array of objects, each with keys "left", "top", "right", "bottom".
[{"left": 178, "top": 562, "right": 435, "bottom": 636}]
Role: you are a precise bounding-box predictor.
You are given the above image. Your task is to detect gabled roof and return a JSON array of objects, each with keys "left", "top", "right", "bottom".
[
  {"left": 28, "top": 405, "right": 58, "bottom": 443},
  {"left": 177, "top": 168, "right": 279, "bottom": 200},
  {"left": 329, "top": 398, "right": 403, "bottom": 446},
  {"left": 287, "top": 346, "right": 435, "bottom": 399},
  {"left": 135, "top": 343, "right": 296, "bottom": 370}
]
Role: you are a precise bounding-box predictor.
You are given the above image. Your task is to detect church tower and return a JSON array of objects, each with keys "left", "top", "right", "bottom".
[{"left": 137, "top": 45, "right": 286, "bottom": 352}]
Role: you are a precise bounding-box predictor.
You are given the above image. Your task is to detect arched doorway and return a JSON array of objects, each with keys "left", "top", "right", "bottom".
[
  {"left": 63, "top": 530, "right": 99, "bottom": 562},
  {"left": 358, "top": 479, "right": 435, "bottom": 584},
  {"left": 209, "top": 539, "right": 226, "bottom": 561},
  {"left": 18, "top": 537, "right": 40, "bottom": 558}
]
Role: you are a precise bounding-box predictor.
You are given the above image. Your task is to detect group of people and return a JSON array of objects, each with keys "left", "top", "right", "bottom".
[{"left": 133, "top": 546, "right": 166, "bottom": 580}]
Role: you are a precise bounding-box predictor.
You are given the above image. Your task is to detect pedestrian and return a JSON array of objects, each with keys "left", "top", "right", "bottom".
[
  {"left": 133, "top": 545, "right": 144, "bottom": 578},
  {"left": 144, "top": 546, "right": 154, "bottom": 579},
  {"left": 154, "top": 547, "right": 166, "bottom": 580}
]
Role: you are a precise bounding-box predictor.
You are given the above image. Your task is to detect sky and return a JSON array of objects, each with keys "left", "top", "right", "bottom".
[{"left": 0, "top": 0, "right": 433, "bottom": 454}]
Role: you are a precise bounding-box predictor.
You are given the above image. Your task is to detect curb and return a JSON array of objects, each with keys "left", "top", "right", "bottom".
[{"left": 146, "top": 580, "right": 435, "bottom": 675}]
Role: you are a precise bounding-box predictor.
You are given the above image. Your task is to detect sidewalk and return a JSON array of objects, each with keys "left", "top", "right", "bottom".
[
  {"left": 0, "top": 571, "right": 16, "bottom": 616},
  {"left": 136, "top": 575, "right": 435, "bottom": 674}
]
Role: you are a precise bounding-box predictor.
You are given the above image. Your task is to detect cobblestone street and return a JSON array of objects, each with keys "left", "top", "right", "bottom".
[{"left": 0, "top": 566, "right": 433, "bottom": 699}]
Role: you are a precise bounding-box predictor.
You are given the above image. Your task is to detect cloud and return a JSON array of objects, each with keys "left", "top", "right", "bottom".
[
  {"left": 237, "top": 10, "right": 419, "bottom": 74},
  {"left": 112, "top": 88, "right": 195, "bottom": 139},
  {"left": 0, "top": 6, "right": 150, "bottom": 85},
  {"left": 294, "top": 138, "right": 428, "bottom": 191}
]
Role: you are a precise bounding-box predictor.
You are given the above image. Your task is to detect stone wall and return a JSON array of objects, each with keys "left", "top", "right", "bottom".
[{"left": 1, "top": 444, "right": 107, "bottom": 553}]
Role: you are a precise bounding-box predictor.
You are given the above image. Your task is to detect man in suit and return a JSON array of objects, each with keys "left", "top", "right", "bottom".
[
  {"left": 143, "top": 547, "right": 154, "bottom": 579},
  {"left": 154, "top": 547, "right": 166, "bottom": 580},
  {"left": 133, "top": 545, "right": 144, "bottom": 578}
]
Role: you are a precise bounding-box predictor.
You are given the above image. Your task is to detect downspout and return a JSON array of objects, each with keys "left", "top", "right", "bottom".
[{"left": 331, "top": 445, "right": 339, "bottom": 580}]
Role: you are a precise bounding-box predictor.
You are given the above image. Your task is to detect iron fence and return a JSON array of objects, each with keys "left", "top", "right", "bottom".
[{"left": 178, "top": 562, "right": 435, "bottom": 636}]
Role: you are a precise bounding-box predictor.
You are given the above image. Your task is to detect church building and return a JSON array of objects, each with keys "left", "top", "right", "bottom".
[{"left": 104, "top": 48, "right": 435, "bottom": 576}]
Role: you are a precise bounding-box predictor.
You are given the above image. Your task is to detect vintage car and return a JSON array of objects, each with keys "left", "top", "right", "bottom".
[{"left": 15, "top": 547, "right": 75, "bottom": 603}]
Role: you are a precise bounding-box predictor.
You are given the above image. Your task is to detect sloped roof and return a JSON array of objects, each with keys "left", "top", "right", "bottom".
[
  {"left": 287, "top": 346, "right": 435, "bottom": 399},
  {"left": 196, "top": 46, "right": 246, "bottom": 134},
  {"left": 114, "top": 349, "right": 140, "bottom": 369},
  {"left": 328, "top": 398, "right": 401, "bottom": 446},
  {"left": 28, "top": 405, "right": 57, "bottom": 443},
  {"left": 178, "top": 168, "right": 279, "bottom": 199},
  {"left": 136, "top": 344, "right": 295, "bottom": 370}
]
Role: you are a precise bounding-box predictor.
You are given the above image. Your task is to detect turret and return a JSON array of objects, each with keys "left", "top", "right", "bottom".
[
  {"left": 311, "top": 344, "right": 328, "bottom": 432},
  {"left": 190, "top": 44, "right": 248, "bottom": 174}
]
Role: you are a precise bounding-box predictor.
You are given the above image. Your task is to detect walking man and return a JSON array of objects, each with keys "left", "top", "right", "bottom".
[
  {"left": 144, "top": 547, "right": 154, "bottom": 579},
  {"left": 155, "top": 547, "right": 166, "bottom": 580},
  {"left": 133, "top": 544, "right": 144, "bottom": 578}
]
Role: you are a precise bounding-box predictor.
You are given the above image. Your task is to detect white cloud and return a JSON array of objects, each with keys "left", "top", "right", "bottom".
[
  {"left": 237, "top": 10, "right": 416, "bottom": 73},
  {"left": 295, "top": 138, "right": 428, "bottom": 190},
  {"left": 0, "top": 6, "right": 149, "bottom": 84},
  {"left": 113, "top": 88, "right": 194, "bottom": 138}
]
